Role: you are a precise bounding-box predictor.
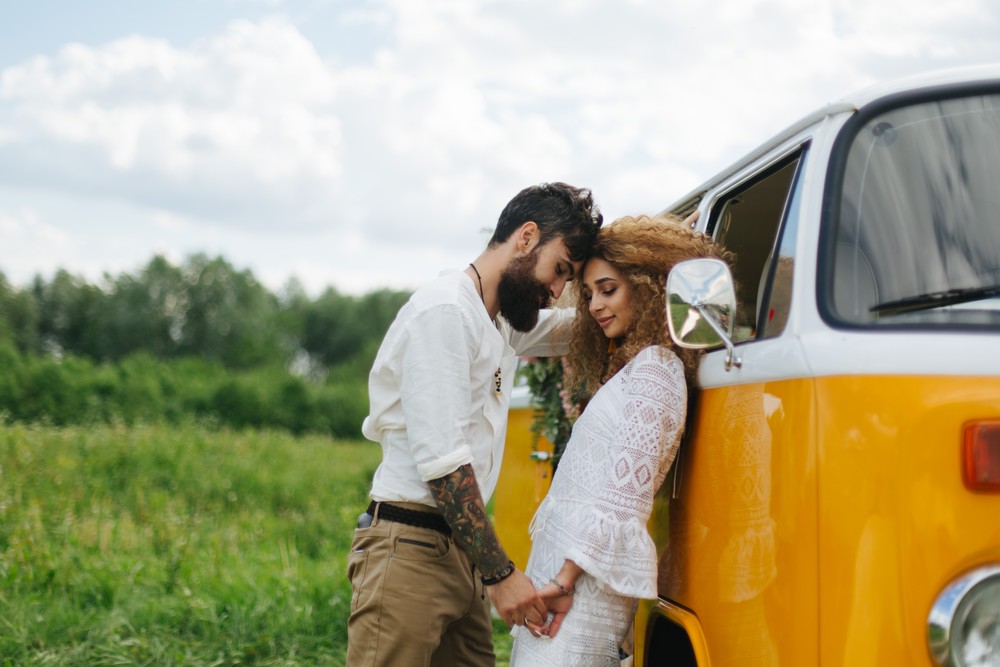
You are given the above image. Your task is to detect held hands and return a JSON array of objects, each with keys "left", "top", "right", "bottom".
[
  {"left": 485, "top": 569, "right": 547, "bottom": 631},
  {"left": 485, "top": 563, "right": 579, "bottom": 639},
  {"left": 533, "top": 579, "right": 575, "bottom": 638},
  {"left": 532, "top": 560, "right": 582, "bottom": 638}
]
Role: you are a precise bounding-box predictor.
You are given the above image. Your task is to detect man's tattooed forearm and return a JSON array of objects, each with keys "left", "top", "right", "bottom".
[{"left": 428, "top": 464, "right": 510, "bottom": 577}]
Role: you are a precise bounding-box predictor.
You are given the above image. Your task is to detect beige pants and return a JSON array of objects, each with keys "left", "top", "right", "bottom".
[{"left": 346, "top": 502, "right": 495, "bottom": 667}]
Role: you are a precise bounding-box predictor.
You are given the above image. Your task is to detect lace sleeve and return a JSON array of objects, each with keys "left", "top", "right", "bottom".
[{"left": 566, "top": 346, "right": 687, "bottom": 597}]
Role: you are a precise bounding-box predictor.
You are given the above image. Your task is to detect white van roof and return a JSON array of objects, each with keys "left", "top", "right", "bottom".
[
  {"left": 843, "top": 63, "right": 1000, "bottom": 107},
  {"left": 667, "top": 63, "right": 1000, "bottom": 215}
]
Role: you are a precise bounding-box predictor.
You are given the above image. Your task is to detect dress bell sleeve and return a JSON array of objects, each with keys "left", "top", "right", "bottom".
[{"left": 561, "top": 347, "right": 687, "bottom": 598}]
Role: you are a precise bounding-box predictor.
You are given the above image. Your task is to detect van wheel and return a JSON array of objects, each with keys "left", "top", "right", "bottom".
[{"left": 643, "top": 616, "right": 697, "bottom": 667}]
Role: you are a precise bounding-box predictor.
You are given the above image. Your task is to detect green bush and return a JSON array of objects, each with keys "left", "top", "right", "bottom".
[
  {"left": 321, "top": 380, "right": 370, "bottom": 440},
  {"left": 0, "top": 351, "right": 367, "bottom": 439}
]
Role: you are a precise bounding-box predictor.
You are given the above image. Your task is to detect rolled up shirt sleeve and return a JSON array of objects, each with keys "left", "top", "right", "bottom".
[{"left": 399, "top": 304, "right": 476, "bottom": 482}]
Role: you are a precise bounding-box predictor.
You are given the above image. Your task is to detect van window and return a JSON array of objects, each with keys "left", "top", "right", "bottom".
[
  {"left": 825, "top": 91, "right": 1000, "bottom": 328},
  {"left": 708, "top": 152, "right": 804, "bottom": 342}
]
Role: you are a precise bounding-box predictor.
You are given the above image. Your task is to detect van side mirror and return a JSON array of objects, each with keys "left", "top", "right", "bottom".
[{"left": 666, "top": 258, "right": 742, "bottom": 370}]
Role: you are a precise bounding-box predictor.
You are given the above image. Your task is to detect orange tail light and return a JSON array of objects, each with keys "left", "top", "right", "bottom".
[{"left": 963, "top": 421, "right": 1000, "bottom": 492}]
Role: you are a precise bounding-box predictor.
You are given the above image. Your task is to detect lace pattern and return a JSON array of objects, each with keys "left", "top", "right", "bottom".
[{"left": 510, "top": 346, "right": 687, "bottom": 665}]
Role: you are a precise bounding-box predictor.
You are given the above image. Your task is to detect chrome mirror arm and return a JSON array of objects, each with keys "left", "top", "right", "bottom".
[{"left": 692, "top": 297, "right": 742, "bottom": 371}]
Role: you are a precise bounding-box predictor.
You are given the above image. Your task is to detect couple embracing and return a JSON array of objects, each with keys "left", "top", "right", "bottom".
[{"left": 347, "top": 182, "right": 728, "bottom": 666}]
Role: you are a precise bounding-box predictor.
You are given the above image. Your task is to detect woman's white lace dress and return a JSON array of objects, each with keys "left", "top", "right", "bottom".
[{"left": 510, "top": 345, "right": 687, "bottom": 666}]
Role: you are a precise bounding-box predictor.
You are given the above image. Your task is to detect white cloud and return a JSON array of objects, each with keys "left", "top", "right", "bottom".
[
  {"left": 0, "top": 18, "right": 343, "bottom": 231},
  {"left": 1, "top": 0, "right": 1000, "bottom": 294},
  {"left": 0, "top": 205, "right": 76, "bottom": 281}
]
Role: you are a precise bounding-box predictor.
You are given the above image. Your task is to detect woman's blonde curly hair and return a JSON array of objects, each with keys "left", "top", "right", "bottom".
[{"left": 566, "top": 214, "right": 733, "bottom": 396}]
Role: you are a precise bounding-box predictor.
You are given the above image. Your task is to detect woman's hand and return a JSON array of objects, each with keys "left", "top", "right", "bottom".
[{"left": 533, "top": 580, "right": 575, "bottom": 638}]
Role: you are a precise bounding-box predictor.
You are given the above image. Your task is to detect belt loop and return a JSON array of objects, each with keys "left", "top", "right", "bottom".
[{"left": 372, "top": 501, "right": 381, "bottom": 522}]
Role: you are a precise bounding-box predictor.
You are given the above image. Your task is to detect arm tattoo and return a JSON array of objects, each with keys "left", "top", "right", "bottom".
[{"left": 428, "top": 464, "right": 510, "bottom": 578}]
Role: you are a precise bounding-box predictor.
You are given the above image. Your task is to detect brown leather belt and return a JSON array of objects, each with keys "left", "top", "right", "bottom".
[{"left": 367, "top": 500, "right": 452, "bottom": 538}]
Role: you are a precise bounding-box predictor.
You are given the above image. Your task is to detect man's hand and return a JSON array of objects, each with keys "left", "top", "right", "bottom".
[
  {"left": 485, "top": 569, "right": 547, "bottom": 629},
  {"left": 536, "top": 580, "right": 574, "bottom": 638}
]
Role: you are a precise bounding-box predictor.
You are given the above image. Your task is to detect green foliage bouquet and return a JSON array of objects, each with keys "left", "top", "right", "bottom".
[{"left": 518, "top": 357, "right": 585, "bottom": 465}]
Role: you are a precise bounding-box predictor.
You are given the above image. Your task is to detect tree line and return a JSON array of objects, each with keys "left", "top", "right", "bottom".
[{"left": 0, "top": 254, "right": 411, "bottom": 438}]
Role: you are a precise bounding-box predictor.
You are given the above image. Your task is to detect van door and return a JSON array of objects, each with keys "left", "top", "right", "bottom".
[{"left": 647, "top": 145, "right": 819, "bottom": 666}]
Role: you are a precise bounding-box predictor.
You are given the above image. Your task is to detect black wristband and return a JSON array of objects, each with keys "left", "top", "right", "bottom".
[{"left": 481, "top": 560, "right": 516, "bottom": 586}]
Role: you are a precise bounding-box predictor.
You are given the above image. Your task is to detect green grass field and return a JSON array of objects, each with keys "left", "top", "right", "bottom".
[{"left": 0, "top": 422, "right": 513, "bottom": 665}]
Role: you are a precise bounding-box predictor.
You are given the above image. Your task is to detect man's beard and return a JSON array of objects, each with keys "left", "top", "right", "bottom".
[{"left": 497, "top": 251, "right": 551, "bottom": 332}]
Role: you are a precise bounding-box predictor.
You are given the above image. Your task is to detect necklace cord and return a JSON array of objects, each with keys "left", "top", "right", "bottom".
[
  {"left": 469, "top": 263, "right": 485, "bottom": 303},
  {"left": 470, "top": 262, "right": 500, "bottom": 332},
  {"left": 470, "top": 262, "right": 502, "bottom": 394}
]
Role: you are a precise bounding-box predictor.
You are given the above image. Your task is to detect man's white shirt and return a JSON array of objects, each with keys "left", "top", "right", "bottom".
[{"left": 363, "top": 270, "right": 572, "bottom": 507}]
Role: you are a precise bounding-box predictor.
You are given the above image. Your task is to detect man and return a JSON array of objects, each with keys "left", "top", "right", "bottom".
[{"left": 347, "top": 182, "right": 602, "bottom": 666}]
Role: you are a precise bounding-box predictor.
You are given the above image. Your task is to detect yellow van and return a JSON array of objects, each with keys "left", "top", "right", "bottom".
[{"left": 494, "top": 65, "right": 1000, "bottom": 666}]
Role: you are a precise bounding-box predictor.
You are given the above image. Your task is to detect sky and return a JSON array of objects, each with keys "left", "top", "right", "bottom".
[{"left": 2, "top": 0, "right": 999, "bottom": 296}]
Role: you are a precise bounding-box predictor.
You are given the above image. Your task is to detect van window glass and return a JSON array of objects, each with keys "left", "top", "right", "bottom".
[
  {"left": 829, "top": 92, "right": 1000, "bottom": 328},
  {"left": 757, "top": 157, "right": 806, "bottom": 339},
  {"left": 709, "top": 154, "right": 802, "bottom": 342}
]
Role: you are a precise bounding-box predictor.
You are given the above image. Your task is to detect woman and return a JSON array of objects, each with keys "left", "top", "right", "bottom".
[{"left": 510, "top": 214, "right": 730, "bottom": 666}]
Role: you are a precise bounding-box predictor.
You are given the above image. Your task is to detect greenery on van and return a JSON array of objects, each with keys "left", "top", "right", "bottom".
[{"left": 519, "top": 357, "right": 582, "bottom": 465}]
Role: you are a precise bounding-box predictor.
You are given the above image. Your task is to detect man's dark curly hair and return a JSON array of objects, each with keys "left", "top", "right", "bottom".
[{"left": 490, "top": 182, "right": 603, "bottom": 261}]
